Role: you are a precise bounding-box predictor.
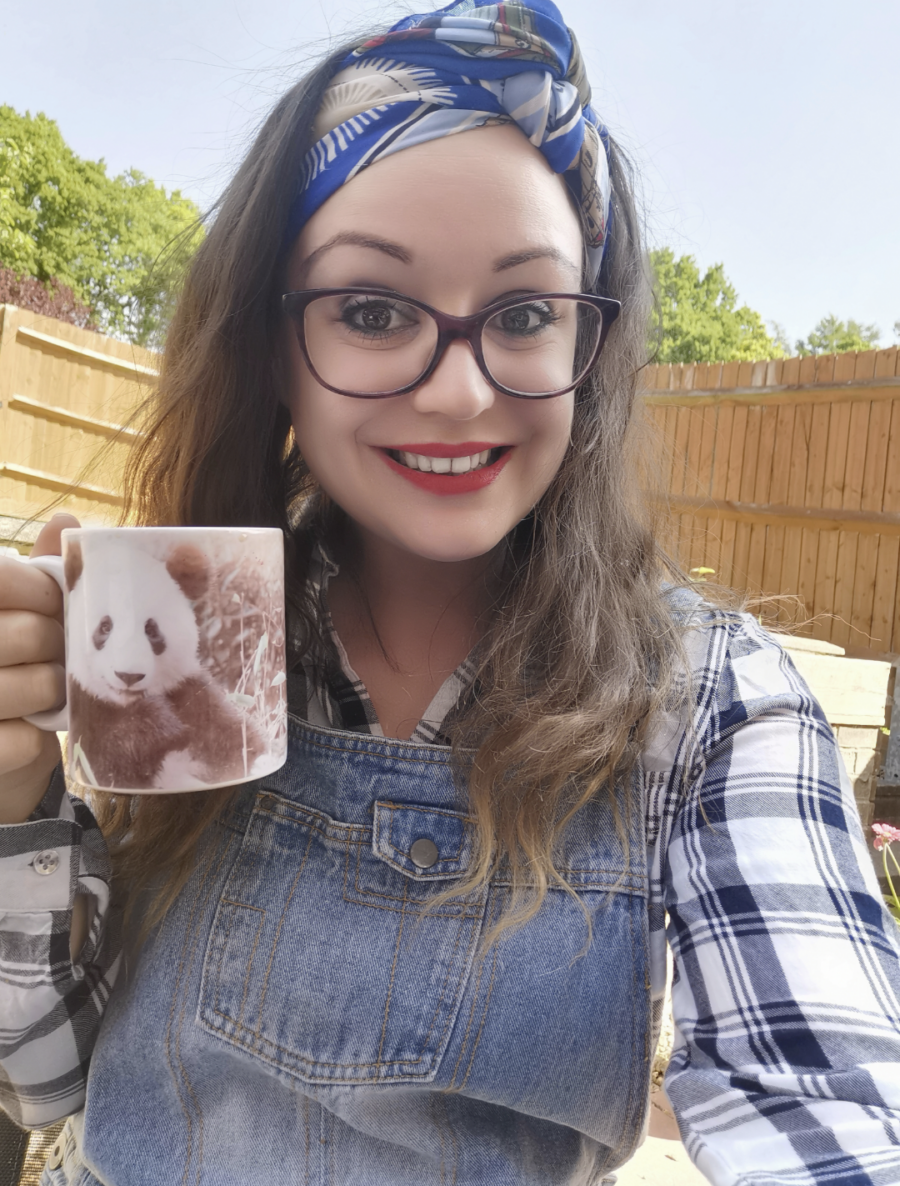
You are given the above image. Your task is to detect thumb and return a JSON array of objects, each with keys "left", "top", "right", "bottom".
[{"left": 30, "top": 513, "right": 81, "bottom": 559}]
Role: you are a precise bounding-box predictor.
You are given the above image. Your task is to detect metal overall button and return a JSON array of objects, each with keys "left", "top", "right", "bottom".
[
  {"left": 409, "top": 837, "right": 439, "bottom": 869},
  {"left": 33, "top": 849, "right": 60, "bottom": 876},
  {"left": 47, "top": 1134, "right": 64, "bottom": 1169}
]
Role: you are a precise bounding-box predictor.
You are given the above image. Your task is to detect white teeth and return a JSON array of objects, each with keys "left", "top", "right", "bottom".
[{"left": 392, "top": 449, "right": 499, "bottom": 473}]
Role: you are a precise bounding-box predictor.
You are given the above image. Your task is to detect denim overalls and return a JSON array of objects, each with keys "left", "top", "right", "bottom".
[{"left": 46, "top": 716, "right": 651, "bottom": 1185}]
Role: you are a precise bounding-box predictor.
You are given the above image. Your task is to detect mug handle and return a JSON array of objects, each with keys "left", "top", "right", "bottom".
[{"left": 23, "top": 554, "right": 69, "bottom": 732}]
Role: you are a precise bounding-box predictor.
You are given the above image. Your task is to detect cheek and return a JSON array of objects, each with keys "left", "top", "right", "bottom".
[{"left": 525, "top": 397, "right": 574, "bottom": 468}]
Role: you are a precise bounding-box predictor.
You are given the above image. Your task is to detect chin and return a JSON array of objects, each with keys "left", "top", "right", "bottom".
[{"left": 390, "top": 526, "right": 508, "bottom": 564}]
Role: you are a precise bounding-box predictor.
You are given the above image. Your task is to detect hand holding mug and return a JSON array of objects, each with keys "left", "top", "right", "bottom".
[{"left": 0, "top": 515, "right": 72, "bottom": 824}]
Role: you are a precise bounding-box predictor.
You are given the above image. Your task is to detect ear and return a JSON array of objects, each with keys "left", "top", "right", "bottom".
[
  {"left": 166, "top": 544, "right": 209, "bottom": 601},
  {"left": 64, "top": 540, "right": 83, "bottom": 591}
]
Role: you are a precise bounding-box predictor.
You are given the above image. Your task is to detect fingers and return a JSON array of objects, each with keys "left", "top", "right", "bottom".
[
  {"left": 0, "top": 662, "right": 66, "bottom": 721},
  {"left": 0, "top": 718, "right": 48, "bottom": 773},
  {"left": 31, "top": 513, "right": 81, "bottom": 558},
  {"left": 0, "top": 721, "right": 61, "bottom": 824},
  {"left": 0, "top": 610, "right": 64, "bottom": 667},
  {"left": 0, "top": 513, "right": 79, "bottom": 617}
]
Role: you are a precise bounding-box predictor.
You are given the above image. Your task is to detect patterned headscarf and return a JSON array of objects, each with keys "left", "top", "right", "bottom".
[{"left": 285, "top": 0, "right": 612, "bottom": 281}]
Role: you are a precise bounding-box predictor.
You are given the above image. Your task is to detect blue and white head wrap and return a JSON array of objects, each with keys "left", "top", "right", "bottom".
[{"left": 285, "top": 0, "right": 613, "bottom": 282}]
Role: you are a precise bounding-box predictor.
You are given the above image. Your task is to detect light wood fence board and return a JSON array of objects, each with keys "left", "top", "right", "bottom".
[
  {"left": 833, "top": 401, "right": 871, "bottom": 647},
  {"left": 643, "top": 345, "right": 900, "bottom": 656},
  {"left": 871, "top": 536, "right": 900, "bottom": 653},
  {"left": 3, "top": 306, "right": 898, "bottom": 655}
]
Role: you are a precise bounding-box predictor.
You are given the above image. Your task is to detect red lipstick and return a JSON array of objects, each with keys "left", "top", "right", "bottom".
[{"left": 379, "top": 444, "right": 512, "bottom": 496}]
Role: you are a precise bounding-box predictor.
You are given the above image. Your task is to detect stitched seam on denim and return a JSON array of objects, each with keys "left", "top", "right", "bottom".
[
  {"left": 447, "top": 890, "right": 501, "bottom": 1090},
  {"left": 213, "top": 806, "right": 265, "bottom": 1023},
  {"left": 376, "top": 876, "right": 408, "bottom": 1067},
  {"left": 380, "top": 800, "right": 467, "bottom": 867},
  {"left": 236, "top": 908, "right": 266, "bottom": 1032},
  {"left": 351, "top": 836, "right": 481, "bottom": 912},
  {"left": 292, "top": 726, "right": 455, "bottom": 767},
  {"left": 210, "top": 889, "right": 482, "bottom": 1073},
  {"left": 303, "top": 1094, "right": 311, "bottom": 1186},
  {"left": 166, "top": 829, "right": 234, "bottom": 1186},
  {"left": 208, "top": 1009, "right": 442, "bottom": 1070},
  {"left": 256, "top": 797, "right": 369, "bottom": 843},
  {"left": 178, "top": 833, "right": 239, "bottom": 1186},
  {"left": 456, "top": 896, "right": 501, "bottom": 1092},
  {"left": 255, "top": 826, "right": 317, "bottom": 1031},
  {"left": 416, "top": 917, "right": 469, "bottom": 1058},
  {"left": 209, "top": 820, "right": 483, "bottom": 1078}
]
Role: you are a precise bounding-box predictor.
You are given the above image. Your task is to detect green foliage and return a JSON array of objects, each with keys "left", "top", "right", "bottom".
[
  {"left": 649, "top": 248, "right": 782, "bottom": 364},
  {"left": 795, "top": 314, "right": 881, "bottom": 357},
  {"left": 0, "top": 105, "right": 203, "bottom": 345}
]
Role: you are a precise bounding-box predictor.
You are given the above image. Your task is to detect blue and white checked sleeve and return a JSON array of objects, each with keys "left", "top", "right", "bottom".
[
  {"left": 648, "top": 612, "right": 900, "bottom": 1185},
  {"left": 0, "top": 766, "right": 121, "bottom": 1128}
]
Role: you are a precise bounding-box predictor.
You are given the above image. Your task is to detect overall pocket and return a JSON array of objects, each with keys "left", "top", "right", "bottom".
[{"left": 199, "top": 791, "right": 486, "bottom": 1086}]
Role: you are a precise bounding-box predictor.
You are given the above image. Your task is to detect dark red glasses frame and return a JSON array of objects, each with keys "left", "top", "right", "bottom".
[{"left": 281, "top": 288, "right": 622, "bottom": 399}]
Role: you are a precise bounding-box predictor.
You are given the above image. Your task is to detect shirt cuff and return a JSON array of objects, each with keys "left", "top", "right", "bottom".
[{"left": 0, "top": 766, "right": 110, "bottom": 914}]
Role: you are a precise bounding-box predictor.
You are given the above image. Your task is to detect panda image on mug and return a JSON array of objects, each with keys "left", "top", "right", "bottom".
[{"left": 27, "top": 527, "right": 287, "bottom": 793}]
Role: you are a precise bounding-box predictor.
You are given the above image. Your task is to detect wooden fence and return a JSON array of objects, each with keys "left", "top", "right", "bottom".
[
  {"left": 2, "top": 304, "right": 899, "bottom": 661},
  {"left": 0, "top": 304, "right": 157, "bottom": 551},
  {"left": 643, "top": 347, "right": 900, "bottom": 659}
]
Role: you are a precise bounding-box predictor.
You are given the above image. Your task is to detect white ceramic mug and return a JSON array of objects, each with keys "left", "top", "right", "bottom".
[{"left": 26, "top": 527, "right": 287, "bottom": 794}]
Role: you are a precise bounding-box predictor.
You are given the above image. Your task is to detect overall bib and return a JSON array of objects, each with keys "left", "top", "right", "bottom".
[{"left": 45, "top": 717, "right": 652, "bottom": 1185}]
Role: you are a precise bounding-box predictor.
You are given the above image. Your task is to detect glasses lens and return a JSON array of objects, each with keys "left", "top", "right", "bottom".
[
  {"left": 303, "top": 293, "right": 438, "bottom": 396},
  {"left": 482, "top": 298, "right": 603, "bottom": 396}
]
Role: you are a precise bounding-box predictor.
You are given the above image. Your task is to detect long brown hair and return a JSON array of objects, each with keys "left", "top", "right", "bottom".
[{"left": 91, "top": 34, "right": 686, "bottom": 942}]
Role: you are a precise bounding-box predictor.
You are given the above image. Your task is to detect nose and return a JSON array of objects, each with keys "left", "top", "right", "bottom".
[
  {"left": 410, "top": 338, "right": 496, "bottom": 420},
  {"left": 115, "top": 671, "right": 145, "bottom": 688}
]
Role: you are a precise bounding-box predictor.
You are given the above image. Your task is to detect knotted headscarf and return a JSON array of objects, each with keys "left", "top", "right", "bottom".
[{"left": 285, "top": 0, "right": 613, "bottom": 281}]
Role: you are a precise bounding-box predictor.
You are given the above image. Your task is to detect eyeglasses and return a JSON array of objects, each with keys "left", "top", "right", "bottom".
[{"left": 281, "top": 288, "right": 621, "bottom": 399}]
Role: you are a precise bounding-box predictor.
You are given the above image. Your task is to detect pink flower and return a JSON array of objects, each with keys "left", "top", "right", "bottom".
[{"left": 872, "top": 823, "right": 900, "bottom": 850}]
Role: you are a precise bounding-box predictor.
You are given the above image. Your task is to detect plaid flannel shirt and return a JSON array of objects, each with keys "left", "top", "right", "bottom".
[{"left": 2, "top": 559, "right": 899, "bottom": 1184}]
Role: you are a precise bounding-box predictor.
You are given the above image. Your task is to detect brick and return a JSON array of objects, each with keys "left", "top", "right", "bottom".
[{"left": 836, "top": 726, "right": 882, "bottom": 749}]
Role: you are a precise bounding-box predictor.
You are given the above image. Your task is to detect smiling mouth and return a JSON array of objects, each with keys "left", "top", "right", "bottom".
[{"left": 385, "top": 447, "right": 507, "bottom": 474}]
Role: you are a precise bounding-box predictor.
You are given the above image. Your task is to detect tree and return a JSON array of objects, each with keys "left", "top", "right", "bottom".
[
  {"left": 649, "top": 248, "right": 782, "bottom": 364},
  {"left": 795, "top": 315, "right": 881, "bottom": 356},
  {"left": 0, "top": 265, "right": 95, "bottom": 329},
  {"left": 0, "top": 106, "right": 203, "bottom": 345}
]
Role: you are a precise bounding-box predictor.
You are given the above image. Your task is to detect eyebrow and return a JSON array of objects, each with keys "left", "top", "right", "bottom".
[
  {"left": 299, "top": 232, "right": 413, "bottom": 280},
  {"left": 493, "top": 247, "right": 582, "bottom": 283},
  {"left": 299, "top": 234, "right": 581, "bottom": 283}
]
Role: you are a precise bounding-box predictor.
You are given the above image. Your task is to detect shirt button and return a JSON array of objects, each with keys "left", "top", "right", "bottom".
[
  {"left": 409, "top": 838, "right": 439, "bottom": 869},
  {"left": 33, "top": 849, "right": 61, "bottom": 876}
]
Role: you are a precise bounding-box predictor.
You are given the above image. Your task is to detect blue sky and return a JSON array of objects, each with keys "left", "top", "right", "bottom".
[{"left": 4, "top": 0, "right": 898, "bottom": 348}]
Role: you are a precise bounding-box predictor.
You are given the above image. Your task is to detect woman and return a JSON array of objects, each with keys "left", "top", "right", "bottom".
[{"left": 1, "top": 3, "right": 899, "bottom": 1183}]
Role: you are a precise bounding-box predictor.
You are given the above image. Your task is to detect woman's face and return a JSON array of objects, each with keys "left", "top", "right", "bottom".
[{"left": 282, "top": 122, "right": 584, "bottom": 564}]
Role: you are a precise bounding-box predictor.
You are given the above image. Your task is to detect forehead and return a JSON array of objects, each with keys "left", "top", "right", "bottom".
[{"left": 290, "top": 122, "right": 583, "bottom": 279}]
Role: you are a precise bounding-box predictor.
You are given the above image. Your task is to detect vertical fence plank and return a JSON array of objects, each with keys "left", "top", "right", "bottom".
[
  {"left": 763, "top": 403, "right": 797, "bottom": 623},
  {"left": 795, "top": 358, "right": 827, "bottom": 633},
  {"left": 832, "top": 399, "right": 871, "bottom": 647},
  {"left": 705, "top": 403, "right": 734, "bottom": 588}
]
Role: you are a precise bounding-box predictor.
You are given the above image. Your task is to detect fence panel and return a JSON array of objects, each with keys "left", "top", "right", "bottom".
[
  {"left": 0, "top": 305, "right": 157, "bottom": 549},
  {"left": 2, "top": 304, "right": 898, "bottom": 658},
  {"left": 643, "top": 345, "right": 900, "bottom": 656}
]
